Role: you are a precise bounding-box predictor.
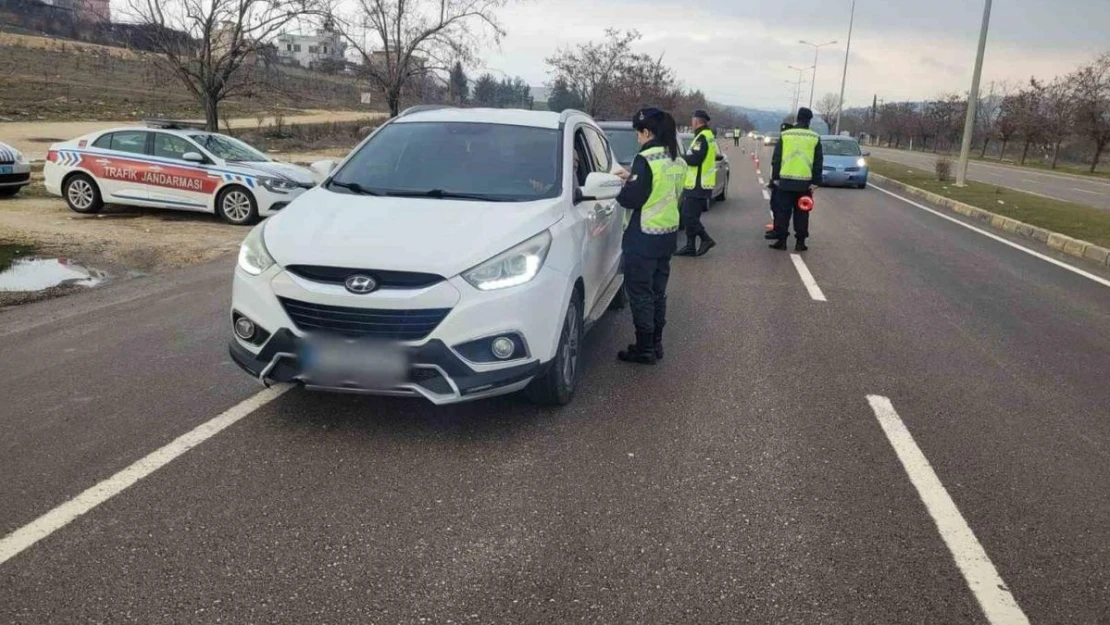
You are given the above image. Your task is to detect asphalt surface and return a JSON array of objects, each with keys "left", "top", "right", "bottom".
[
  {"left": 867, "top": 146, "right": 1110, "bottom": 210},
  {"left": 2, "top": 138, "right": 1110, "bottom": 624}
]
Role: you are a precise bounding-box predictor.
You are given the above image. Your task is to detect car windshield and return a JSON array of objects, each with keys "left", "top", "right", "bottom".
[
  {"left": 603, "top": 128, "right": 640, "bottom": 165},
  {"left": 188, "top": 133, "right": 269, "bottom": 162},
  {"left": 329, "top": 122, "right": 561, "bottom": 201},
  {"left": 822, "top": 139, "right": 862, "bottom": 156}
]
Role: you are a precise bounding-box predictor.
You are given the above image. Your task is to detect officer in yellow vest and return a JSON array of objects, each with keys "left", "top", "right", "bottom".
[
  {"left": 614, "top": 108, "right": 685, "bottom": 365},
  {"left": 769, "top": 107, "right": 823, "bottom": 251},
  {"left": 675, "top": 109, "right": 717, "bottom": 257}
]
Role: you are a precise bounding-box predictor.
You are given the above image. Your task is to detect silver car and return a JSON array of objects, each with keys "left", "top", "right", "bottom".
[{"left": 678, "top": 132, "right": 729, "bottom": 203}]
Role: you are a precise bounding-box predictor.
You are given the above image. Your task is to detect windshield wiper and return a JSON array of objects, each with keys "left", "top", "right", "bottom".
[
  {"left": 327, "top": 180, "right": 384, "bottom": 196},
  {"left": 380, "top": 189, "right": 512, "bottom": 202}
]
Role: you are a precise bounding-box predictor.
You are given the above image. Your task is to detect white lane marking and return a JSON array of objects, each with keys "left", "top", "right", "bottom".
[
  {"left": 0, "top": 383, "right": 293, "bottom": 566},
  {"left": 789, "top": 254, "right": 826, "bottom": 301},
  {"left": 871, "top": 184, "right": 1110, "bottom": 289},
  {"left": 1020, "top": 178, "right": 1038, "bottom": 183},
  {"left": 762, "top": 189, "right": 771, "bottom": 201},
  {"left": 866, "top": 396, "right": 1030, "bottom": 625},
  {"left": 1072, "top": 187, "right": 1099, "bottom": 195},
  {"left": 758, "top": 176, "right": 765, "bottom": 185},
  {"left": 756, "top": 169, "right": 762, "bottom": 175}
]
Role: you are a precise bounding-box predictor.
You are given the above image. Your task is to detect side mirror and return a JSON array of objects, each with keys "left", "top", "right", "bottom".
[
  {"left": 182, "top": 152, "right": 206, "bottom": 163},
  {"left": 862, "top": 151, "right": 871, "bottom": 157},
  {"left": 310, "top": 159, "right": 339, "bottom": 181},
  {"left": 579, "top": 172, "right": 622, "bottom": 202},
  {"left": 715, "top": 153, "right": 725, "bottom": 162}
]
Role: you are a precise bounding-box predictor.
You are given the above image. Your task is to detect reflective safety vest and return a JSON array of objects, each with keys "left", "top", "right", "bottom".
[
  {"left": 684, "top": 128, "right": 717, "bottom": 191},
  {"left": 626, "top": 146, "right": 684, "bottom": 234},
  {"left": 779, "top": 127, "right": 820, "bottom": 182}
]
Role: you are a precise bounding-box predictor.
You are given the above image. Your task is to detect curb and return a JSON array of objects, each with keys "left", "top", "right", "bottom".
[{"left": 870, "top": 173, "right": 1110, "bottom": 268}]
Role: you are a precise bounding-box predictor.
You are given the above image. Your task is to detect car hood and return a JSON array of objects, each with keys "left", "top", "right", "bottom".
[
  {"left": 264, "top": 187, "right": 566, "bottom": 278},
  {"left": 235, "top": 161, "right": 316, "bottom": 185},
  {"left": 824, "top": 154, "right": 864, "bottom": 167}
]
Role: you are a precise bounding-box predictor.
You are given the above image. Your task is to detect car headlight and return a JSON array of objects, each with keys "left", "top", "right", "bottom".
[
  {"left": 238, "top": 222, "right": 275, "bottom": 276},
  {"left": 463, "top": 231, "right": 552, "bottom": 291},
  {"left": 260, "top": 177, "right": 300, "bottom": 193},
  {"left": 856, "top": 158, "right": 867, "bottom": 168},
  {"left": 15, "top": 151, "right": 28, "bottom": 164}
]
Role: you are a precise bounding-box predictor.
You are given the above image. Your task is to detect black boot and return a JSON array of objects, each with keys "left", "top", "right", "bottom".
[
  {"left": 675, "top": 235, "right": 698, "bottom": 257},
  {"left": 652, "top": 328, "right": 665, "bottom": 361},
  {"left": 696, "top": 235, "right": 716, "bottom": 256},
  {"left": 795, "top": 238, "right": 808, "bottom": 252},
  {"left": 618, "top": 332, "right": 657, "bottom": 365},
  {"left": 764, "top": 231, "right": 779, "bottom": 240},
  {"left": 769, "top": 239, "right": 788, "bottom": 250}
]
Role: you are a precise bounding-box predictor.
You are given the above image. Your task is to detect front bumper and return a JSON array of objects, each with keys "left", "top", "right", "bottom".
[
  {"left": 821, "top": 169, "right": 868, "bottom": 186},
  {"left": 0, "top": 163, "right": 31, "bottom": 188},
  {"left": 228, "top": 330, "right": 544, "bottom": 404}
]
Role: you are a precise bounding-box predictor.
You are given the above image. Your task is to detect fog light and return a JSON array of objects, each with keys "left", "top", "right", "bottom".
[
  {"left": 491, "top": 336, "right": 515, "bottom": 360},
  {"left": 234, "top": 316, "right": 256, "bottom": 340}
]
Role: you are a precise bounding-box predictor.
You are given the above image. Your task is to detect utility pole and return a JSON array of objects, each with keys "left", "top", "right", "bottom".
[
  {"left": 788, "top": 65, "right": 812, "bottom": 114},
  {"left": 800, "top": 39, "right": 837, "bottom": 109},
  {"left": 955, "top": 0, "right": 992, "bottom": 187},
  {"left": 833, "top": 0, "right": 856, "bottom": 135}
]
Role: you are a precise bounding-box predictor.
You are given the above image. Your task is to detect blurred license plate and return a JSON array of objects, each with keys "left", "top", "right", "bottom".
[
  {"left": 300, "top": 336, "right": 408, "bottom": 389},
  {"left": 0, "top": 166, "right": 11, "bottom": 174}
]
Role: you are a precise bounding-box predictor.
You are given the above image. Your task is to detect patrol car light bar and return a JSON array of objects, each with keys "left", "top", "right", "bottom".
[{"left": 143, "top": 118, "right": 208, "bottom": 130}]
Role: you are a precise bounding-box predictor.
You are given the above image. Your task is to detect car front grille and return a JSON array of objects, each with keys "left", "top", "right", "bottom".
[
  {"left": 845, "top": 167, "right": 862, "bottom": 172},
  {"left": 0, "top": 173, "right": 30, "bottom": 184},
  {"left": 278, "top": 297, "right": 450, "bottom": 340},
  {"left": 285, "top": 265, "right": 445, "bottom": 290}
]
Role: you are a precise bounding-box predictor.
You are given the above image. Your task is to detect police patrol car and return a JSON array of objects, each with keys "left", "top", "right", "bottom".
[
  {"left": 0, "top": 141, "right": 32, "bottom": 197},
  {"left": 43, "top": 120, "right": 317, "bottom": 225}
]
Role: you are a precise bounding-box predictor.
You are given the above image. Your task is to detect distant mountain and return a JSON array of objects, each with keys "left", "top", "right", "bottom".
[{"left": 722, "top": 105, "right": 788, "bottom": 133}]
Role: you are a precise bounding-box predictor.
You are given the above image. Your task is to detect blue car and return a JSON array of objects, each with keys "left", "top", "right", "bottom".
[{"left": 820, "top": 135, "right": 869, "bottom": 189}]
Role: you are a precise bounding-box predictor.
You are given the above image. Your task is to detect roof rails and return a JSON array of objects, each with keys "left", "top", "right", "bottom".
[
  {"left": 143, "top": 118, "right": 208, "bottom": 130},
  {"left": 397, "top": 104, "right": 455, "bottom": 118}
]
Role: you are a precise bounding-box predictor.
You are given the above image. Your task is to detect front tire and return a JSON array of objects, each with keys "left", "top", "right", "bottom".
[
  {"left": 216, "top": 185, "right": 259, "bottom": 225},
  {"left": 63, "top": 174, "right": 103, "bottom": 214},
  {"left": 715, "top": 174, "right": 729, "bottom": 202},
  {"left": 527, "top": 292, "right": 583, "bottom": 406}
]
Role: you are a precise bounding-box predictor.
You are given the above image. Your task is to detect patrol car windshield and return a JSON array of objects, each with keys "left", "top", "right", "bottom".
[
  {"left": 603, "top": 128, "right": 640, "bottom": 166},
  {"left": 188, "top": 133, "right": 269, "bottom": 162},
  {"left": 328, "top": 122, "right": 561, "bottom": 202},
  {"left": 822, "top": 139, "right": 862, "bottom": 157}
]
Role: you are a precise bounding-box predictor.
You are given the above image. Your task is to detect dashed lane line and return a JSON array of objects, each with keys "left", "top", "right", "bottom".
[
  {"left": 871, "top": 184, "right": 1110, "bottom": 289},
  {"left": 790, "top": 254, "right": 827, "bottom": 302},
  {"left": 0, "top": 383, "right": 293, "bottom": 566},
  {"left": 866, "top": 396, "right": 1030, "bottom": 625}
]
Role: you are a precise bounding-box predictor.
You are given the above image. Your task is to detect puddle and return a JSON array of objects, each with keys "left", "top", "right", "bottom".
[{"left": 0, "top": 257, "right": 106, "bottom": 292}]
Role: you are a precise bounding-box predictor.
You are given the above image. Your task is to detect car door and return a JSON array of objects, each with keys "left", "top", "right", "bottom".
[
  {"left": 88, "top": 130, "right": 151, "bottom": 204},
  {"left": 581, "top": 126, "right": 623, "bottom": 293},
  {"left": 570, "top": 126, "right": 607, "bottom": 314},
  {"left": 147, "top": 132, "right": 211, "bottom": 211}
]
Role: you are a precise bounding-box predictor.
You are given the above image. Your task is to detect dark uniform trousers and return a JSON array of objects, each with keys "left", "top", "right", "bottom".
[
  {"left": 770, "top": 187, "right": 810, "bottom": 240},
  {"left": 624, "top": 250, "right": 671, "bottom": 336},
  {"left": 681, "top": 193, "right": 710, "bottom": 242}
]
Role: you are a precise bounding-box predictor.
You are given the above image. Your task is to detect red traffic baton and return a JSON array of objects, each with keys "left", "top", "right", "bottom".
[{"left": 797, "top": 195, "right": 814, "bottom": 212}]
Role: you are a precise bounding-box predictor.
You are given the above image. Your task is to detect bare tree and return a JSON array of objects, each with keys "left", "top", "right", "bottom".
[
  {"left": 975, "top": 80, "right": 1010, "bottom": 158},
  {"left": 126, "top": 0, "right": 318, "bottom": 130},
  {"left": 996, "top": 93, "right": 1024, "bottom": 161},
  {"left": 1072, "top": 52, "right": 1110, "bottom": 173},
  {"left": 1010, "top": 82, "right": 1045, "bottom": 165},
  {"left": 545, "top": 29, "right": 644, "bottom": 118},
  {"left": 816, "top": 92, "right": 840, "bottom": 133},
  {"left": 336, "top": 0, "right": 508, "bottom": 117},
  {"left": 1037, "top": 77, "right": 1075, "bottom": 169}
]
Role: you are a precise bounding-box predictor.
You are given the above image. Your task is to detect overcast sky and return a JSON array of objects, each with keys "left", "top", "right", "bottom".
[{"left": 480, "top": 0, "right": 1110, "bottom": 111}]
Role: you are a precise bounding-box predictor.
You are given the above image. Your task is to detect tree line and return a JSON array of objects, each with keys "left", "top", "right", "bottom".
[{"left": 834, "top": 53, "right": 1110, "bottom": 172}]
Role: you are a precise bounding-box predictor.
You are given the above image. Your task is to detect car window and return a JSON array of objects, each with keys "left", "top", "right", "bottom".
[
  {"left": 107, "top": 131, "right": 147, "bottom": 155},
  {"left": 822, "top": 139, "right": 862, "bottom": 156},
  {"left": 573, "top": 130, "right": 593, "bottom": 188},
  {"left": 329, "top": 121, "right": 562, "bottom": 202},
  {"left": 91, "top": 133, "right": 113, "bottom": 149},
  {"left": 603, "top": 128, "right": 640, "bottom": 166},
  {"left": 187, "top": 133, "right": 268, "bottom": 162},
  {"left": 152, "top": 134, "right": 197, "bottom": 160},
  {"left": 583, "top": 127, "right": 612, "bottom": 173}
]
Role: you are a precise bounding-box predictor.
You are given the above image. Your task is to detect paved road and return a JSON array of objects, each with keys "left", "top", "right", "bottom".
[
  {"left": 868, "top": 145, "right": 1110, "bottom": 210},
  {"left": 2, "top": 139, "right": 1110, "bottom": 624}
]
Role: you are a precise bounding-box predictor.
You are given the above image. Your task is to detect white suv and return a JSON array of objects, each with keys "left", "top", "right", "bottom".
[{"left": 229, "top": 106, "right": 627, "bottom": 405}]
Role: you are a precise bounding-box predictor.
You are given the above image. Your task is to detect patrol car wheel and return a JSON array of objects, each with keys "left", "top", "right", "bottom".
[
  {"left": 217, "top": 185, "right": 259, "bottom": 225},
  {"left": 63, "top": 174, "right": 103, "bottom": 214},
  {"left": 527, "top": 292, "right": 582, "bottom": 406}
]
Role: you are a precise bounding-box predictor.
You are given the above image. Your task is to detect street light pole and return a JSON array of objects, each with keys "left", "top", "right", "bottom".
[
  {"left": 955, "top": 0, "right": 992, "bottom": 187},
  {"left": 800, "top": 39, "right": 837, "bottom": 109},
  {"left": 788, "top": 65, "right": 812, "bottom": 114},
  {"left": 834, "top": 0, "right": 856, "bottom": 135}
]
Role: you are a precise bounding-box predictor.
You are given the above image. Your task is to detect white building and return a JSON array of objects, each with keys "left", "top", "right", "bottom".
[{"left": 275, "top": 22, "right": 346, "bottom": 70}]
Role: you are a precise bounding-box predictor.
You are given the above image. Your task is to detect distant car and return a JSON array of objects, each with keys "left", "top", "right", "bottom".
[
  {"left": 819, "top": 135, "right": 869, "bottom": 189},
  {"left": 678, "top": 132, "right": 729, "bottom": 202},
  {"left": 763, "top": 133, "right": 780, "bottom": 146},
  {"left": 43, "top": 121, "right": 317, "bottom": 225},
  {"left": 0, "top": 141, "right": 32, "bottom": 197},
  {"left": 597, "top": 121, "right": 641, "bottom": 169}
]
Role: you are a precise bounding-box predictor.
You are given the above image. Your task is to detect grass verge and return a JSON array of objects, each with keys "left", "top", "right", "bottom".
[
  {"left": 869, "top": 158, "right": 1110, "bottom": 248},
  {"left": 0, "top": 241, "right": 36, "bottom": 273},
  {"left": 871, "top": 145, "right": 1110, "bottom": 181}
]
